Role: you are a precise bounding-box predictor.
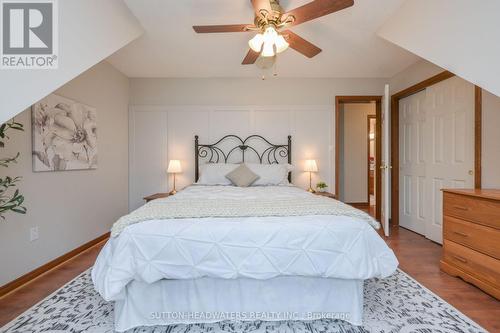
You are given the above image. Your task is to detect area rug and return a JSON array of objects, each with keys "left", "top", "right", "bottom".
[{"left": 0, "top": 269, "right": 487, "bottom": 333}]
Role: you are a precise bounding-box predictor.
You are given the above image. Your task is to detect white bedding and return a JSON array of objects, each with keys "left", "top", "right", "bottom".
[
  {"left": 114, "top": 276, "right": 364, "bottom": 331},
  {"left": 92, "top": 185, "right": 398, "bottom": 302}
]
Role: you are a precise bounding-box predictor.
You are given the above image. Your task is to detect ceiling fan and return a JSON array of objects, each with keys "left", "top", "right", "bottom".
[{"left": 193, "top": 0, "right": 354, "bottom": 65}]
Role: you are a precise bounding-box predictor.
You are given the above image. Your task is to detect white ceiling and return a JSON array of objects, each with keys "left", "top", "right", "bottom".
[
  {"left": 379, "top": 0, "right": 500, "bottom": 97},
  {"left": 107, "top": 0, "right": 420, "bottom": 78}
]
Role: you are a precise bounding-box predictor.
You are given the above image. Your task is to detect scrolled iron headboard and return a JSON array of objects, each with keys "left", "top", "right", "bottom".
[{"left": 195, "top": 134, "right": 292, "bottom": 182}]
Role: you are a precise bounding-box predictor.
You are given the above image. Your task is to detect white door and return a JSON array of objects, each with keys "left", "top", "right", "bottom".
[
  {"left": 399, "top": 90, "right": 427, "bottom": 235},
  {"left": 399, "top": 76, "right": 474, "bottom": 243},
  {"left": 424, "top": 76, "right": 474, "bottom": 243},
  {"left": 381, "top": 84, "right": 390, "bottom": 237}
]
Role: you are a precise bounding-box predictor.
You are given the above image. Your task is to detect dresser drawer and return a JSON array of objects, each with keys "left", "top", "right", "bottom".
[
  {"left": 443, "top": 192, "right": 500, "bottom": 229},
  {"left": 443, "top": 240, "right": 500, "bottom": 287},
  {"left": 444, "top": 216, "right": 500, "bottom": 260}
]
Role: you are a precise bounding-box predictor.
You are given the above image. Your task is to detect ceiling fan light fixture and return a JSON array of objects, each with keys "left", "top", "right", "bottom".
[
  {"left": 194, "top": 0, "right": 353, "bottom": 66},
  {"left": 275, "top": 34, "right": 289, "bottom": 53},
  {"left": 255, "top": 25, "right": 289, "bottom": 58},
  {"left": 261, "top": 40, "right": 275, "bottom": 57},
  {"left": 248, "top": 33, "right": 264, "bottom": 52},
  {"left": 262, "top": 26, "right": 278, "bottom": 44}
]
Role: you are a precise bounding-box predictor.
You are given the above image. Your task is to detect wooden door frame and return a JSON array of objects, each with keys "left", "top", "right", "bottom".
[
  {"left": 367, "top": 115, "right": 376, "bottom": 205},
  {"left": 335, "top": 96, "right": 382, "bottom": 221},
  {"left": 390, "top": 71, "right": 483, "bottom": 225}
]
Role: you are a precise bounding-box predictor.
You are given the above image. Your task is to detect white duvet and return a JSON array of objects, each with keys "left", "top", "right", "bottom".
[{"left": 92, "top": 186, "right": 398, "bottom": 301}]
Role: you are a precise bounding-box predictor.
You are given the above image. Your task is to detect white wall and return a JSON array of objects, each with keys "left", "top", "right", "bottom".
[
  {"left": 129, "top": 78, "right": 386, "bottom": 106},
  {"left": 482, "top": 90, "right": 500, "bottom": 188},
  {"left": 389, "top": 60, "right": 443, "bottom": 94},
  {"left": 0, "top": 0, "right": 143, "bottom": 123},
  {"left": 129, "top": 105, "right": 333, "bottom": 211},
  {"left": 0, "top": 61, "right": 129, "bottom": 285},
  {"left": 390, "top": 59, "right": 500, "bottom": 190},
  {"left": 379, "top": 0, "right": 500, "bottom": 97},
  {"left": 128, "top": 78, "right": 386, "bottom": 209},
  {"left": 341, "top": 103, "right": 376, "bottom": 203}
]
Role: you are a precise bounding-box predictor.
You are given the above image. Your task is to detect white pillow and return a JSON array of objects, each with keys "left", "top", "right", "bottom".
[
  {"left": 197, "top": 163, "right": 239, "bottom": 185},
  {"left": 245, "top": 163, "right": 293, "bottom": 186}
]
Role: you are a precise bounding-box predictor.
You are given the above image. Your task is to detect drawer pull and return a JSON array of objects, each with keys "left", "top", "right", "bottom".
[
  {"left": 452, "top": 255, "right": 468, "bottom": 263},
  {"left": 453, "top": 205, "right": 469, "bottom": 211},
  {"left": 453, "top": 231, "right": 468, "bottom": 237}
]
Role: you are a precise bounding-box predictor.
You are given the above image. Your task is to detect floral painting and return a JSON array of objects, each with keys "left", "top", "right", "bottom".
[{"left": 32, "top": 94, "right": 97, "bottom": 171}]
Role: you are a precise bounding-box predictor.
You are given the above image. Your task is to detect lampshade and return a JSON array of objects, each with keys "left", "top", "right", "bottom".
[
  {"left": 249, "top": 26, "right": 289, "bottom": 58},
  {"left": 248, "top": 33, "right": 264, "bottom": 52},
  {"left": 263, "top": 26, "right": 278, "bottom": 43},
  {"left": 167, "top": 160, "right": 182, "bottom": 173},
  {"left": 275, "top": 34, "right": 289, "bottom": 54},
  {"left": 261, "top": 40, "right": 275, "bottom": 57},
  {"left": 304, "top": 159, "right": 318, "bottom": 172}
]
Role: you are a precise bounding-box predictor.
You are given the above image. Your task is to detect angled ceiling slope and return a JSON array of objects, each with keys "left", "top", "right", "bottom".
[
  {"left": 378, "top": 0, "right": 500, "bottom": 97},
  {"left": 107, "top": 0, "right": 419, "bottom": 78},
  {"left": 0, "top": 0, "right": 143, "bottom": 123}
]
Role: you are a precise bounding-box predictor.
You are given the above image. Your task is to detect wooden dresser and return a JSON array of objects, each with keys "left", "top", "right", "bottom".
[{"left": 440, "top": 189, "right": 500, "bottom": 299}]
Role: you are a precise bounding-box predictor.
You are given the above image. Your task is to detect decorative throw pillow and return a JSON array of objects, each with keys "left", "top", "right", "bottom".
[{"left": 225, "top": 164, "right": 260, "bottom": 187}]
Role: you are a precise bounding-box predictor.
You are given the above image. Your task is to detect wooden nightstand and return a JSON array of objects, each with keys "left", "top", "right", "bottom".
[
  {"left": 143, "top": 193, "right": 171, "bottom": 203},
  {"left": 313, "top": 191, "right": 337, "bottom": 199}
]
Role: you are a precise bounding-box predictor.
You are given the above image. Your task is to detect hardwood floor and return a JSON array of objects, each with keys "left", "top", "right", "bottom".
[
  {"left": 385, "top": 226, "right": 500, "bottom": 332},
  {"left": 0, "top": 226, "right": 499, "bottom": 331},
  {"left": 0, "top": 240, "right": 106, "bottom": 328}
]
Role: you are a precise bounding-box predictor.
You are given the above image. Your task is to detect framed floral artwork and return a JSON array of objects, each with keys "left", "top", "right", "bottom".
[{"left": 32, "top": 94, "right": 97, "bottom": 171}]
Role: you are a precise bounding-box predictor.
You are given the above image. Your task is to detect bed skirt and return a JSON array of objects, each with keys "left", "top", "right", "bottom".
[{"left": 114, "top": 276, "right": 364, "bottom": 332}]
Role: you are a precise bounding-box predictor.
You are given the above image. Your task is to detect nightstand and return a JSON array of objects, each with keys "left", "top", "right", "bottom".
[
  {"left": 143, "top": 193, "right": 171, "bottom": 203},
  {"left": 313, "top": 191, "right": 337, "bottom": 199}
]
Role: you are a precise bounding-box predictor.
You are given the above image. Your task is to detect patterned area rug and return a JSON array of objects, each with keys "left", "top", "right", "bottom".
[{"left": 1, "top": 269, "right": 487, "bottom": 333}]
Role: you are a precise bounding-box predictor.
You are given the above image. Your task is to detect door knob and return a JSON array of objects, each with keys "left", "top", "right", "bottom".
[{"left": 468, "top": 170, "right": 473, "bottom": 175}]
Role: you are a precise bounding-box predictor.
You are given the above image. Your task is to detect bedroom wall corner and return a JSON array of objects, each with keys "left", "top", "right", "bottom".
[{"left": 0, "top": 61, "right": 130, "bottom": 286}]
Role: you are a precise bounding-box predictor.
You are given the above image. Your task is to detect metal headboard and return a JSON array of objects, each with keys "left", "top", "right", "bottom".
[{"left": 195, "top": 134, "right": 292, "bottom": 182}]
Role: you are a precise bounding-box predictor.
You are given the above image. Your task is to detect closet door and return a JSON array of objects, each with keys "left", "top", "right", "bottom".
[
  {"left": 425, "top": 76, "right": 474, "bottom": 243},
  {"left": 399, "top": 90, "right": 427, "bottom": 235},
  {"left": 399, "top": 76, "right": 474, "bottom": 243}
]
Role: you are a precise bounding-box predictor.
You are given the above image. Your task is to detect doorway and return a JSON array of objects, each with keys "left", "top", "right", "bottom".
[
  {"left": 335, "top": 96, "right": 382, "bottom": 221},
  {"left": 367, "top": 115, "right": 376, "bottom": 210}
]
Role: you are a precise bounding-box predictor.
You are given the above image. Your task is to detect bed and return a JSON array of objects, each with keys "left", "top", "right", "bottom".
[{"left": 92, "top": 135, "right": 398, "bottom": 332}]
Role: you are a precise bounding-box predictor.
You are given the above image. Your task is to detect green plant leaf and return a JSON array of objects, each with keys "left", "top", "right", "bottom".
[{"left": 0, "top": 120, "right": 26, "bottom": 220}]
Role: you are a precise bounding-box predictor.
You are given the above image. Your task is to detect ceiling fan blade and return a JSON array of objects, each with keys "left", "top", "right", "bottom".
[
  {"left": 283, "top": 30, "right": 322, "bottom": 58},
  {"left": 193, "top": 24, "right": 251, "bottom": 33},
  {"left": 242, "top": 49, "right": 260, "bottom": 65},
  {"left": 283, "top": 0, "right": 354, "bottom": 27},
  {"left": 251, "top": 0, "right": 272, "bottom": 17}
]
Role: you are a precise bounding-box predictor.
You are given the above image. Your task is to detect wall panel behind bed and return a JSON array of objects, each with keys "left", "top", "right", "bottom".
[{"left": 128, "top": 105, "right": 334, "bottom": 211}]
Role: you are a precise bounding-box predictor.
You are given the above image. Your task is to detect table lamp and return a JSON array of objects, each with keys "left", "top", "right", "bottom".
[
  {"left": 304, "top": 159, "right": 318, "bottom": 193},
  {"left": 167, "top": 160, "right": 182, "bottom": 195}
]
